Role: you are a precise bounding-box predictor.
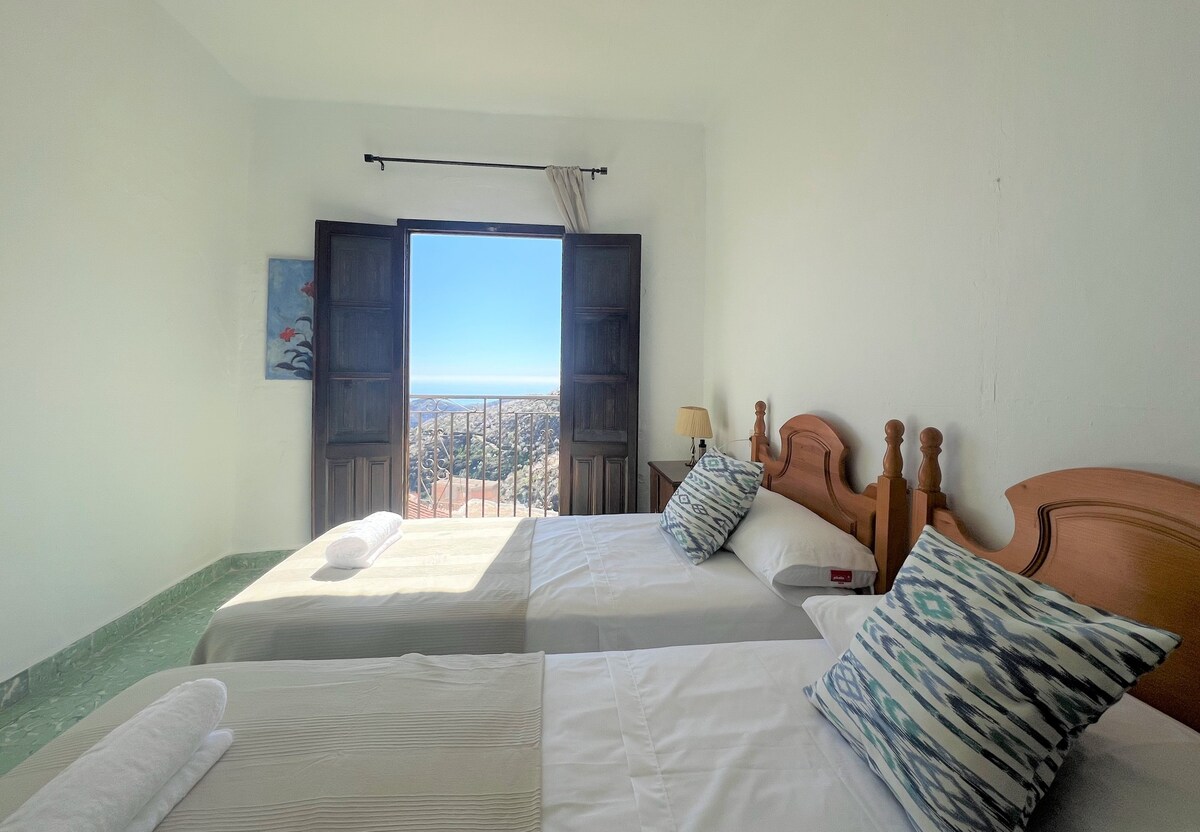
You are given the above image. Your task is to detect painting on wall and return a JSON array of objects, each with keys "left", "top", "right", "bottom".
[{"left": 265, "top": 258, "right": 315, "bottom": 380}]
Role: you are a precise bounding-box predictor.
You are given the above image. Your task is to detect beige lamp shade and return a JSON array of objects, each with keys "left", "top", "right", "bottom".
[{"left": 674, "top": 406, "right": 713, "bottom": 439}]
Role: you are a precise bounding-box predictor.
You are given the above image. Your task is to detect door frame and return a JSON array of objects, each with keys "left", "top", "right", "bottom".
[{"left": 396, "top": 219, "right": 565, "bottom": 516}]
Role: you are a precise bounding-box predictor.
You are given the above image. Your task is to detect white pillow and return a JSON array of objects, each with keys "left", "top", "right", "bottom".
[
  {"left": 725, "top": 487, "right": 878, "bottom": 589},
  {"left": 802, "top": 594, "right": 884, "bottom": 655}
]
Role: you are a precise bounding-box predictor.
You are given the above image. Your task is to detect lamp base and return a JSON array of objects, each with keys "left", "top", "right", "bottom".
[{"left": 686, "top": 437, "right": 697, "bottom": 466}]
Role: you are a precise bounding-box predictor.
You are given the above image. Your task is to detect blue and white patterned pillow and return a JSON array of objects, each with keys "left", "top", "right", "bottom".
[
  {"left": 660, "top": 450, "right": 763, "bottom": 563},
  {"left": 805, "top": 526, "right": 1181, "bottom": 832}
]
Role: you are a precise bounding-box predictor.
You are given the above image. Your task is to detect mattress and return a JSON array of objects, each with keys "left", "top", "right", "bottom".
[
  {"left": 194, "top": 513, "right": 848, "bottom": 663},
  {"left": 3, "top": 640, "right": 1196, "bottom": 831}
]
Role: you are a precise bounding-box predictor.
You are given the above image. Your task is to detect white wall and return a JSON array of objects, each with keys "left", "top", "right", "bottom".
[
  {"left": 232, "top": 100, "right": 705, "bottom": 551},
  {"left": 704, "top": 1, "right": 1200, "bottom": 543},
  {"left": 0, "top": 0, "right": 252, "bottom": 680},
  {"left": 10, "top": 0, "right": 1194, "bottom": 679}
]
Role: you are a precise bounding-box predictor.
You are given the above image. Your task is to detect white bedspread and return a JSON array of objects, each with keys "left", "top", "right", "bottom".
[
  {"left": 527, "top": 513, "right": 847, "bottom": 651},
  {"left": 193, "top": 518, "right": 536, "bottom": 663},
  {"left": 4, "top": 641, "right": 1195, "bottom": 832}
]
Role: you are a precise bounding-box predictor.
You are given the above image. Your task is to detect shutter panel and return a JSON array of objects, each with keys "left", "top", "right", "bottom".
[
  {"left": 559, "top": 234, "right": 641, "bottom": 515},
  {"left": 311, "top": 221, "right": 407, "bottom": 535}
]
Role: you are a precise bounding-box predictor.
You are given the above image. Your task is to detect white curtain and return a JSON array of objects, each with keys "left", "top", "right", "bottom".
[{"left": 545, "top": 166, "right": 590, "bottom": 233}]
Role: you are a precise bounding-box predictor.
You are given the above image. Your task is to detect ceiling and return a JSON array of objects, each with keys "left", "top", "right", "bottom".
[{"left": 156, "top": 0, "right": 774, "bottom": 123}]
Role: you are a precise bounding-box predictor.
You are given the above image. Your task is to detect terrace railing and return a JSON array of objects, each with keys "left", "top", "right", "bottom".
[{"left": 408, "top": 394, "right": 560, "bottom": 518}]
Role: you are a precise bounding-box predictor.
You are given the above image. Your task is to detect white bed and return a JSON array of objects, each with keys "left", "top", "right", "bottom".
[
  {"left": 191, "top": 408, "right": 912, "bottom": 664},
  {"left": 3, "top": 640, "right": 1195, "bottom": 831},
  {"left": 192, "top": 513, "right": 850, "bottom": 663}
]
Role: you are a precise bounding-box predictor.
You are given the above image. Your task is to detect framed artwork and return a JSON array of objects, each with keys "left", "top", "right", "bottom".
[{"left": 265, "top": 258, "right": 314, "bottom": 380}]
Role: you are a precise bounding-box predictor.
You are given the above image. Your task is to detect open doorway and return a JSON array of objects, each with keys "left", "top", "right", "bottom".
[
  {"left": 311, "top": 219, "right": 640, "bottom": 534},
  {"left": 406, "top": 228, "right": 563, "bottom": 518}
]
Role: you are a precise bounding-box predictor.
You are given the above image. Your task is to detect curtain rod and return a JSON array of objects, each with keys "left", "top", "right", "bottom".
[{"left": 363, "top": 154, "right": 608, "bottom": 179}]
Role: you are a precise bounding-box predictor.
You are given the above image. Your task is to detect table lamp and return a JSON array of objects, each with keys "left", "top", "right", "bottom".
[{"left": 675, "top": 406, "right": 713, "bottom": 466}]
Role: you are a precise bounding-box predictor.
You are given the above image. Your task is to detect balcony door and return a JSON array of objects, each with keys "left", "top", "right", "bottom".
[
  {"left": 311, "top": 219, "right": 641, "bottom": 535},
  {"left": 311, "top": 221, "right": 406, "bottom": 536},
  {"left": 559, "top": 234, "right": 642, "bottom": 515}
]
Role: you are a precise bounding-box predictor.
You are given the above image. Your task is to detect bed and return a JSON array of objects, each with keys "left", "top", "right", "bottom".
[
  {"left": 2, "top": 642, "right": 1196, "bottom": 830},
  {"left": 191, "top": 402, "right": 912, "bottom": 663},
  {"left": 4, "top": 457, "right": 1198, "bottom": 830}
]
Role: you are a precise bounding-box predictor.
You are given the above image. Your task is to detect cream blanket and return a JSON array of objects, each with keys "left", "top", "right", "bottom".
[
  {"left": 193, "top": 517, "right": 536, "bottom": 663},
  {"left": 0, "top": 654, "right": 544, "bottom": 832}
]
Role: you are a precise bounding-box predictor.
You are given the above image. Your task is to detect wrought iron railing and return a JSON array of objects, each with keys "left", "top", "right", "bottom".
[{"left": 408, "top": 395, "right": 560, "bottom": 518}]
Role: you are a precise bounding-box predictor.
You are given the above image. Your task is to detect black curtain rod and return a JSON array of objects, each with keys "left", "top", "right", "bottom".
[{"left": 363, "top": 154, "right": 607, "bottom": 179}]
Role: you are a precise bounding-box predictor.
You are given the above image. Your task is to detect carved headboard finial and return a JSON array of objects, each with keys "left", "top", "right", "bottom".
[
  {"left": 883, "top": 420, "right": 904, "bottom": 478},
  {"left": 918, "top": 427, "right": 944, "bottom": 492},
  {"left": 875, "top": 419, "right": 909, "bottom": 593},
  {"left": 750, "top": 401, "right": 768, "bottom": 462}
]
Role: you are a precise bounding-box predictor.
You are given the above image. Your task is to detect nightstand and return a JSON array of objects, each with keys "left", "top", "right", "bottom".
[{"left": 648, "top": 460, "right": 692, "bottom": 512}]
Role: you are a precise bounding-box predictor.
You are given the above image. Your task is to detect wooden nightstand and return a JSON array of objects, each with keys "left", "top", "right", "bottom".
[{"left": 648, "top": 460, "right": 692, "bottom": 512}]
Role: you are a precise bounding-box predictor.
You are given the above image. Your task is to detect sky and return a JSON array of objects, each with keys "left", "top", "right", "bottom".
[{"left": 409, "top": 233, "right": 562, "bottom": 396}]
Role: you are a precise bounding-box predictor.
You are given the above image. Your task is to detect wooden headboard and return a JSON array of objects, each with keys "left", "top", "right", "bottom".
[
  {"left": 750, "top": 402, "right": 910, "bottom": 593},
  {"left": 912, "top": 427, "right": 1200, "bottom": 732}
]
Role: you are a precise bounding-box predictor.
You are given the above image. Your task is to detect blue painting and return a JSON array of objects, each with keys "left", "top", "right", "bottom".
[{"left": 265, "top": 258, "right": 314, "bottom": 380}]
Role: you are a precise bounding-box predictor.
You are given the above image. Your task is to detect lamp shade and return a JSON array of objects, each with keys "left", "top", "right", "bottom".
[{"left": 674, "top": 406, "right": 713, "bottom": 439}]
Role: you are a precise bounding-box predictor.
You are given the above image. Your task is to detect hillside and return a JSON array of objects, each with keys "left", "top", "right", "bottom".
[{"left": 407, "top": 396, "right": 560, "bottom": 515}]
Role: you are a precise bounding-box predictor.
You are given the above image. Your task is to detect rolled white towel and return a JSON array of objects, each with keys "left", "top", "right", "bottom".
[
  {"left": 326, "top": 526, "right": 402, "bottom": 569},
  {"left": 0, "top": 679, "right": 227, "bottom": 832},
  {"left": 124, "top": 728, "right": 234, "bottom": 832},
  {"left": 326, "top": 511, "right": 404, "bottom": 569}
]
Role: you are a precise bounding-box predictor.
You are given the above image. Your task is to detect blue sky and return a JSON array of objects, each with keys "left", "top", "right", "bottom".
[{"left": 409, "top": 233, "right": 562, "bottom": 396}]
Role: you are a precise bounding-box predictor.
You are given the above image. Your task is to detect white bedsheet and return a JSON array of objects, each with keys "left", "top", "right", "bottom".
[
  {"left": 543, "top": 640, "right": 1200, "bottom": 832},
  {"left": 544, "top": 640, "right": 910, "bottom": 831},
  {"left": 528, "top": 513, "right": 849, "bottom": 651}
]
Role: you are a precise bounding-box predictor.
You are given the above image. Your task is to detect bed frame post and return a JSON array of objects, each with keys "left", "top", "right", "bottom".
[
  {"left": 750, "top": 400, "right": 769, "bottom": 464},
  {"left": 911, "top": 427, "right": 947, "bottom": 545},
  {"left": 873, "top": 420, "right": 909, "bottom": 593}
]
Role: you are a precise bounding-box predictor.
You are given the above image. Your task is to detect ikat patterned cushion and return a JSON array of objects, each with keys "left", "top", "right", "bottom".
[
  {"left": 805, "top": 526, "right": 1181, "bottom": 832},
  {"left": 660, "top": 449, "right": 763, "bottom": 563}
]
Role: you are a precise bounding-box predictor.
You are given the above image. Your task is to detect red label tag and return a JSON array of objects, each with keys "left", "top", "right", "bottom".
[{"left": 830, "top": 569, "right": 853, "bottom": 584}]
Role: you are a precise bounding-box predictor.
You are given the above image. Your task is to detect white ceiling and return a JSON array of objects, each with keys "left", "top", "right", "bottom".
[{"left": 156, "top": 0, "right": 770, "bottom": 123}]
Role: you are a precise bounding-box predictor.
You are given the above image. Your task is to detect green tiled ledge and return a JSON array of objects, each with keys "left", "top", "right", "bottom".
[{"left": 0, "top": 551, "right": 289, "bottom": 713}]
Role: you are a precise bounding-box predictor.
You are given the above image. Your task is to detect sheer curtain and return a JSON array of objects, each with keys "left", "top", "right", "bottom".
[{"left": 544, "top": 166, "right": 590, "bottom": 233}]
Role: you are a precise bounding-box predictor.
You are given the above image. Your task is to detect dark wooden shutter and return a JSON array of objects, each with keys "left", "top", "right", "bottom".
[
  {"left": 559, "top": 234, "right": 641, "bottom": 515},
  {"left": 311, "top": 221, "right": 407, "bottom": 536}
]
